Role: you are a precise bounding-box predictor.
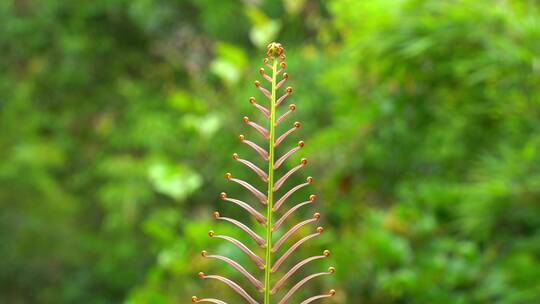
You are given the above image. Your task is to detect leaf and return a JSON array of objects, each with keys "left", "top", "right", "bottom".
[{"left": 148, "top": 161, "right": 202, "bottom": 201}]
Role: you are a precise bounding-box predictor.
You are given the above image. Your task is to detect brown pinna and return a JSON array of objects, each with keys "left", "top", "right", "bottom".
[{"left": 193, "top": 42, "right": 335, "bottom": 304}]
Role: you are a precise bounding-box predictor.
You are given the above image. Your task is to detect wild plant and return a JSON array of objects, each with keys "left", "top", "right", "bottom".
[{"left": 192, "top": 42, "right": 335, "bottom": 304}]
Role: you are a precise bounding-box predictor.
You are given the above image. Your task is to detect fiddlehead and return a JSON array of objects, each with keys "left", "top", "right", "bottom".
[{"left": 194, "top": 42, "right": 335, "bottom": 304}]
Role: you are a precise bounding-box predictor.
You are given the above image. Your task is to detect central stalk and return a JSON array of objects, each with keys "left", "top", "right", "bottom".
[{"left": 264, "top": 58, "right": 278, "bottom": 304}]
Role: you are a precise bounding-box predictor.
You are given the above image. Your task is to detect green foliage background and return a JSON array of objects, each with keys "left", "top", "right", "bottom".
[{"left": 1, "top": 0, "right": 539, "bottom": 303}]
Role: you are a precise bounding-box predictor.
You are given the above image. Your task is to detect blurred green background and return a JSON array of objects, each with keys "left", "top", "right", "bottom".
[{"left": 1, "top": 0, "right": 540, "bottom": 303}]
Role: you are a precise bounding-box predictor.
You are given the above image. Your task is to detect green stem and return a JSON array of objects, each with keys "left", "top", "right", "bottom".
[{"left": 264, "top": 58, "right": 278, "bottom": 304}]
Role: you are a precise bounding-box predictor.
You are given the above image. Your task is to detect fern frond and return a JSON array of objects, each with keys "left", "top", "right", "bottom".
[{"left": 196, "top": 42, "right": 334, "bottom": 304}]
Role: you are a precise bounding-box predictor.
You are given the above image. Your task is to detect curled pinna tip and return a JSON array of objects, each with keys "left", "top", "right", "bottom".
[
  {"left": 309, "top": 194, "right": 317, "bottom": 201},
  {"left": 192, "top": 296, "right": 198, "bottom": 302},
  {"left": 242, "top": 116, "right": 249, "bottom": 123},
  {"left": 213, "top": 211, "right": 220, "bottom": 219},
  {"left": 219, "top": 192, "right": 227, "bottom": 199},
  {"left": 208, "top": 230, "right": 215, "bottom": 237},
  {"left": 249, "top": 97, "right": 255, "bottom": 104},
  {"left": 328, "top": 267, "right": 336, "bottom": 274},
  {"left": 316, "top": 226, "right": 324, "bottom": 234},
  {"left": 201, "top": 250, "right": 208, "bottom": 257},
  {"left": 306, "top": 176, "right": 313, "bottom": 183},
  {"left": 294, "top": 121, "right": 301, "bottom": 128},
  {"left": 281, "top": 62, "right": 286, "bottom": 69},
  {"left": 198, "top": 272, "right": 205, "bottom": 278},
  {"left": 301, "top": 158, "right": 308, "bottom": 165},
  {"left": 323, "top": 249, "right": 330, "bottom": 257},
  {"left": 289, "top": 104, "right": 296, "bottom": 111},
  {"left": 232, "top": 153, "right": 239, "bottom": 160},
  {"left": 238, "top": 134, "right": 245, "bottom": 141},
  {"left": 254, "top": 80, "right": 261, "bottom": 87},
  {"left": 225, "top": 172, "right": 232, "bottom": 180},
  {"left": 329, "top": 289, "right": 336, "bottom": 296},
  {"left": 313, "top": 212, "right": 321, "bottom": 220},
  {"left": 283, "top": 72, "right": 288, "bottom": 79},
  {"left": 286, "top": 86, "right": 293, "bottom": 94}
]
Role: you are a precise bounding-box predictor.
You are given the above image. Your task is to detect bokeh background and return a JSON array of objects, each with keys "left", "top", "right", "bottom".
[{"left": 1, "top": 0, "right": 540, "bottom": 303}]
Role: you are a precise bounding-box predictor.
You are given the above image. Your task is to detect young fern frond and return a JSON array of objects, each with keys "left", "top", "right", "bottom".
[{"left": 195, "top": 43, "right": 335, "bottom": 304}]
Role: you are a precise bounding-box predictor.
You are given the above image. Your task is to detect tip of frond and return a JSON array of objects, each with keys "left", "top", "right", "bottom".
[
  {"left": 201, "top": 250, "right": 208, "bottom": 257},
  {"left": 323, "top": 249, "right": 330, "bottom": 257},
  {"left": 192, "top": 296, "right": 198, "bottom": 302},
  {"left": 329, "top": 289, "right": 336, "bottom": 296},
  {"left": 219, "top": 192, "right": 227, "bottom": 199},
  {"left": 208, "top": 230, "right": 215, "bottom": 237},
  {"left": 239, "top": 134, "right": 245, "bottom": 141},
  {"left": 254, "top": 80, "right": 261, "bottom": 87},
  {"left": 232, "top": 153, "right": 239, "bottom": 160},
  {"left": 328, "top": 267, "right": 336, "bottom": 274},
  {"left": 225, "top": 172, "right": 232, "bottom": 180},
  {"left": 198, "top": 272, "right": 205, "bottom": 278},
  {"left": 301, "top": 158, "right": 308, "bottom": 165},
  {"left": 267, "top": 42, "right": 284, "bottom": 58},
  {"left": 289, "top": 104, "right": 296, "bottom": 111},
  {"left": 294, "top": 121, "right": 301, "bottom": 128},
  {"left": 281, "top": 62, "right": 286, "bottom": 69},
  {"left": 316, "top": 226, "right": 324, "bottom": 234},
  {"left": 307, "top": 176, "right": 313, "bottom": 183},
  {"left": 309, "top": 194, "right": 317, "bottom": 201},
  {"left": 283, "top": 72, "right": 289, "bottom": 79},
  {"left": 313, "top": 212, "right": 320, "bottom": 219},
  {"left": 213, "top": 211, "right": 220, "bottom": 219}
]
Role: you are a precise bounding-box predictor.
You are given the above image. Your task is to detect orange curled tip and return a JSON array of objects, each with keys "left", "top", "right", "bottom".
[
  {"left": 208, "top": 230, "right": 215, "bottom": 237},
  {"left": 267, "top": 42, "right": 284, "bottom": 57},
  {"left": 249, "top": 97, "right": 256, "bottom": 104},
  {"left": 280, "top": 62, "right": 286, "bottom": 69},
  {"left": 313, "top": 212, "right": 321, "bottom": 219},
  {"left": 298, "top": 140, "right": 305, "bottom": 147},
  {"left": 219, "top": 192, "right": 227, "bottom": 199},
  {"left": 286, "top": 86, "right": 293, "bottom": 94},
  {"left": 254, "top": 80, "right": 261, "bottom": 87},
  {"left": 263, "top": 58, "right": 269, "bottom": 64},
  {"left": 192, "top": 296, "right": 199, "bottom": 302},
  {"left": 283, "top": 72, "right": 289, "bottom": 79},
  {"left": 232, "top": 153, "right": 239, "bottom": 160},
  {"left": 309, "top": 194, "right": 317, "bottom": 201},
  {"left": 301, "top": 158, "right": 308, "bottom": 165},
  {"left": 289, "top": 104, "right": 296, "bottom": 111},
  {"left": 328, "top": 267, "right": 336, "bottom": 274},
  {"left": 316, "top": 226, "right": 324, "bottom": 233},
  {"left": 323, "top": 249, "right": 331, "bottom": 257},
  {"left": 329, "top": 289, "right": 336, "bottom": 296},
  {"left": 259, "top": 68, "right": 265, "bottom": 75},
  {"left": 225, "top": 172, "right": 232, "bottom": 180},
  {"left": 213, "top": 211, "right": 220, "bottom": 219},
  {"left": 294, "top": 121, "right": 301, "bottom": 128},
  {"left": 239, "top": 134, "right": 245, "bottom": 141},
  {"left": 307, "top": 176, "right": 313, "bottom": 183},
  {"left": 243, "top": 116, "right": 249, "bottom": 123},
  {"left": 201, "top": 250, "right": 208, "bottom": 257},
  {"left": 198, "top": 272, "right": 205, "bottom": 278}
]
